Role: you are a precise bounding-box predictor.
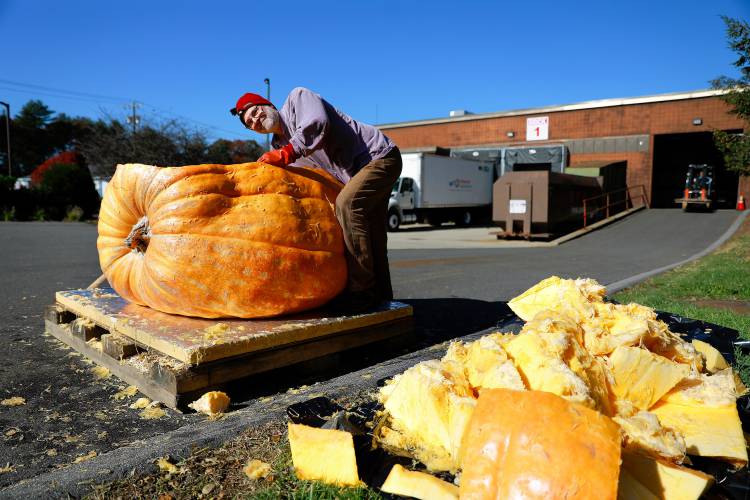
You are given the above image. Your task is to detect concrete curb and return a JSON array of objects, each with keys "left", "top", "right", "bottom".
[{"left": 606, "top": 210, "right": 748, "bottom": 294}]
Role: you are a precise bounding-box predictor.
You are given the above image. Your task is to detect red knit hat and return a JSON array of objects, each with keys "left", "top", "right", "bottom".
[{"left": 230, "top": 93, "right": 273, "bottom": 117}]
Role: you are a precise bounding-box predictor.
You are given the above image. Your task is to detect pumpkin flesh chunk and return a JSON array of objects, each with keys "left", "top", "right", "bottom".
[
  {"left": 504, "top": 312, "right": 613, "bottom": 415},
  {"left": 287, "top": 423, "right": 360, "bottom": 486},
  {"left": 651, "top": 376, "right": 748, "bottom": 465},
  {"left": 377, "top": 360, "right": 475, "bottom": 472},
  {"left": 609, "top": 346, "right": 689, "bottom": 410},
  {"left": 507, "top": 275, "right": 605, "bottom": 322},
  {"left": 442, "top": 334, "right": 525, "bottom": 392},
  {"left": 612, "top": 400, "right": 686, "bottom": 462}
]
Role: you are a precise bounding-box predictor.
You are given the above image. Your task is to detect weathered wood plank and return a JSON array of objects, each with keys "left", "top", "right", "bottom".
[
  {"left": 55, "top": 287, "right": 413, "bottom": 365},
  {"left": 201, "top": 317, "right": 413, "bottom": 387}
]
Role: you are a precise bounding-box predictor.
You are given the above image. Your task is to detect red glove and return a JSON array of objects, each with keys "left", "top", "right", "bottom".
[{"left": 258, "top": 144, "right": 296, "bottom": 167}]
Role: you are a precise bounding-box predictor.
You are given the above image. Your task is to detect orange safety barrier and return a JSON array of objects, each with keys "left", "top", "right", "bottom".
[{"left": 583, "top": 185, "right": 649, "bottom": 229}]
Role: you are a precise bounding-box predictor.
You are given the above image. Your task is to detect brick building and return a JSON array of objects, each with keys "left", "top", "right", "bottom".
[{"left": 379, "top": 90, "right": 748, "bottom": 208}]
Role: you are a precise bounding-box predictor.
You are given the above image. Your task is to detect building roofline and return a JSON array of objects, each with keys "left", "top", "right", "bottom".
[{"left": 378, "top": 89, "right": 727, "bottom": 130}]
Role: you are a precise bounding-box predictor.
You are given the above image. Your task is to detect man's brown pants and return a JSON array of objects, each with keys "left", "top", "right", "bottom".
[{"left": 335, "top": 147, "right": 402, "bottom": 300}]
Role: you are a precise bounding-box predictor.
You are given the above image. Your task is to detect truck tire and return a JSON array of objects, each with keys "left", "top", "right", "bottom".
[
  {"left": 387, "top": 210, "right": 401, "bottom": 232},
  {"left": 457, "top": 210, "right": 472, "bottom": 227}
]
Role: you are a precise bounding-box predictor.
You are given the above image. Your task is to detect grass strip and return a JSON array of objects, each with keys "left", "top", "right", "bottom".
[{"left": 613, "top": 216, "right": 750, "bottom": 382}]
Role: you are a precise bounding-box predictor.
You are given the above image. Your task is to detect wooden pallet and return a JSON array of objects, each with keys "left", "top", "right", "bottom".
[{"left": 44, "top": 288, "right": 413, "bottom": 410}]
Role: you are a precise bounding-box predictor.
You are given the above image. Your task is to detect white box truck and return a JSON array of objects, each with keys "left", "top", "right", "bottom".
[{"left": 388, "top": 153, "right": 493, "bottom": 231}]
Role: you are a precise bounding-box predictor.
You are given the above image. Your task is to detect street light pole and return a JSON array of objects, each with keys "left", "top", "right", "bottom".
[
  {"left": 0, "top": 101, "right": 11, "bottom": 176},
  {"left": 263, "top": 78, "right": 271, "bottom": 151}
]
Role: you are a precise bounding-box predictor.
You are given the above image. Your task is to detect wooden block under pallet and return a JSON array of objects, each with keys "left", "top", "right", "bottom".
[
  {"left": 45, "top": 319, "right": 182, "bottom": 408},
  {"left": 101, "top": 333, "right": 143, "bottom": 360},
  {"left": 44, "top": 298, "right": 413, "bottom": 410},
  {"left": 44, "top": 304, "right": 76, "bottom": 325},
  {"left": 70, "top": 317, "right": 108, "bottom": 342}
]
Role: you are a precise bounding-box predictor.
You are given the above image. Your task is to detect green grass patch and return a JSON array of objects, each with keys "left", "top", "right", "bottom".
[
  {"left": 86, "top": 413, "right": 384, "bottom": 500},
  {"left": 613, "top": 227, "right": 750, "bottom": 382},
  {"left": 251, "top": 447, "right": 382, "bottom": 500}
]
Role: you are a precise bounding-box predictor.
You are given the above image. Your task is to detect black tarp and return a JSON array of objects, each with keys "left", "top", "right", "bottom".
[
  {"left": 503, "top": 145, "right": 568, "bottom": 175},
  {"left": 288, "top": 306, "right": 749, "bottom": 498}
]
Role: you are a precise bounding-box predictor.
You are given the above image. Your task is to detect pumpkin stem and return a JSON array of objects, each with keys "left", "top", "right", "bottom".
[{"left": 125, "top": 216, "right": 151, "bottom": 253}]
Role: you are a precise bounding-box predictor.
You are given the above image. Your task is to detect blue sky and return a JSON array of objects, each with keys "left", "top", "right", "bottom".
[{"left": 1, "top": 0, "right": 748, "bottom": 141}]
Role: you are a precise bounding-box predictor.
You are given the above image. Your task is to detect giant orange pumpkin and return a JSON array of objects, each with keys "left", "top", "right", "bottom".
[{"left": 97, "top": 162, "right": 347, "bottom": 318}]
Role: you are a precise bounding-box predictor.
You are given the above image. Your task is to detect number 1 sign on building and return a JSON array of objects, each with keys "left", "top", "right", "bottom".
[{"left": 526, "top": 116, "right": 549, "bottom": 141}]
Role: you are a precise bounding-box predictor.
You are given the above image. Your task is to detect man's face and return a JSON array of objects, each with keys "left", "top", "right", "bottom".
[{"left": 241, "top": 105, "right": 279, "bottom": 134}]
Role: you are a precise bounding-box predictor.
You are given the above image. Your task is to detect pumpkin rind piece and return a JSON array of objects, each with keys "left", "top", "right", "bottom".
[
  {"left": 651, "top": 399, "right": 748, "bottom": 465},
  {"left": 459, "top": 389, "right": 621, "bottom": 500},
  {"left": 621, "top": 453, "right": 713, "bottom": 500},
  {"left": 287, "top": 423, "right": 360, "bottom": 486},
  {"left": 97, "top": 163, "right": 347, "bottom": 318},
  {"left": 691, "top": 339, "right": 729, "bottom": 373},
  {"left": 380, "top": 464, "right": 458, "bottom": 500}
]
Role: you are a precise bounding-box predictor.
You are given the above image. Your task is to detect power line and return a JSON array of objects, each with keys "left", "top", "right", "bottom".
[
  {"left": 0, "top": 86, "right": 120, "bottom": 105},
  {"left": 141, "top": 103, "right": 241, "bottom": 136},
  {"left": 0, "top": 79, "right": 129, "bottom": 103},
  {"left": 0, "top": 80, "right": 244, "bottom": 137}
]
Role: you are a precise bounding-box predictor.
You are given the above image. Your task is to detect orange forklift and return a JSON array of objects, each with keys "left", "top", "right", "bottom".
[{"left": 675, "top": 164, "right": 715, "bottom": 211}]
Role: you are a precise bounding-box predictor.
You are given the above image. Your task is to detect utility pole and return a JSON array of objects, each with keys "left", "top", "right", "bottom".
[
  {"left": 0, "top": 101, "right": 11, "bottom": 176},
  {"left": 264, "top": 78, "right": 271, "bottom": 151},
  {"left": 126, "top": 101, "right": 141, "bottom": 134}
]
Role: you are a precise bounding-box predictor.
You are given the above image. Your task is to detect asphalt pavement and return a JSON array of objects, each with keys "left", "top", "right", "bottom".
[{"left": 0, "top": 208, "right": 743, "bottom": 493}]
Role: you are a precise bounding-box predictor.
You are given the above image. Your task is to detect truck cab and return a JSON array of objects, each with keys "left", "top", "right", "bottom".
[{"left": 389, "top": 177, "right": 418, "bottom": 231}]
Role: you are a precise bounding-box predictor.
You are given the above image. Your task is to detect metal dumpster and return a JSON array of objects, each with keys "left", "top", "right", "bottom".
[
  {"left": 493, "top": 171, "right": 602, "bottom": 238},
  {"left": 566, "top": 161, "right": 627, "bottom": 215}
]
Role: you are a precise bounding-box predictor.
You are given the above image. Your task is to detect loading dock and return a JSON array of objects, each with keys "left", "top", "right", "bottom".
[{"left": 651, "top": 131, "right": 740, "bottom": 208}]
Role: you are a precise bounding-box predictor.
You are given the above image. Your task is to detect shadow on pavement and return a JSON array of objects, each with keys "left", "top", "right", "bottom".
[
  {"left": 227, "top": 297, "right": 510, "bottom": 405},
  {"left": 401, "top": 297, "right": 513, "bottom": 348}
]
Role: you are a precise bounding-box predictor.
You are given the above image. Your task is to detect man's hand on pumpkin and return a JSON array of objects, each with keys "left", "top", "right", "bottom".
[{"left": 258, "top": 144, "right": 296, "bottom": 167}]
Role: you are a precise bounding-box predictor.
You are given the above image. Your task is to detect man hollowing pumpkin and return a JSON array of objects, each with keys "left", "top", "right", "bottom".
[{"left": 231, "top": 88, "right": 402, "bottom": 312}]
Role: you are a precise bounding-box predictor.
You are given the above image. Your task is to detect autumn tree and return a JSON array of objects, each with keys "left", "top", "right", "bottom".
[{"left": 712, "top": 16, "right": 750, "bottom": 175}]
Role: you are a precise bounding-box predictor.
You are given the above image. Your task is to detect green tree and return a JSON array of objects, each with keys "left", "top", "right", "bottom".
[
  {"left": 4, "top": 100, "right": 90, "bottom": 176},
  {"left": 14, "top": 100, "right": 53, "bottom": 129},
  {"left": 38, "top": 162, "right": 101, "bottom": 219},
  {"left": 206, "top": 139, "right": 264, "bottom": 164},
  {"left": 8, "top": 100, "right": 55, "bottom": 175},
  {"left": 47, "top": 113, "right": 94, "bottom": 155},
  {"left": 712, "top": 16, "right": 750, "bottom": 175}
]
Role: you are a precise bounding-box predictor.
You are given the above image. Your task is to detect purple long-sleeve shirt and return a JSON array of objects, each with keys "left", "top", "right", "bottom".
[{"left": 271, "top": 87, "right": 395, "bottom": 184}]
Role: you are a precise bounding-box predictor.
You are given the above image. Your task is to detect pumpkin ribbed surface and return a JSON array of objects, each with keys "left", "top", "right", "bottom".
[{"left": 97, "top": 162, "right": 347, "bottom": 318}]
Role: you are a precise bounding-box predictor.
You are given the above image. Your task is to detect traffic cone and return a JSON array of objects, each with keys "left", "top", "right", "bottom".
[{"left": 738, "top": 195, "right": 746, "bottom": 211}]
